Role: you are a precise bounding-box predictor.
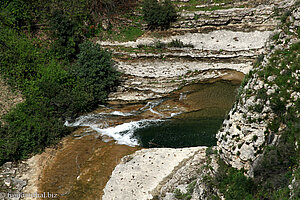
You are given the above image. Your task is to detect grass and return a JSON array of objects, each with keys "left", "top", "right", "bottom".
[
  {"left": 117, "top": 27, "right": 144, "bottom": 42},
  {"left": 176, "top": 0, "right": 245, "bottom": 12},
  {"left": 99, "top": 26, "right": 144, "bottom": 42},
  {"left": 97, "top": 10, "right": 144, "bottom": 42},
  {"left": 174, "top": 180, "right": 197, "bottom": 200}
]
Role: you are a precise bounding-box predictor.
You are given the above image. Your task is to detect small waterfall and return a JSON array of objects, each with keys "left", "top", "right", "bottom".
[
  {"left": 179, "top": 92, "right": 187, "bottom": 101},
  {"left": 139, "top": 99, "right": 164, "bottom": 116},
  {"left": 64, "top": 106, "right": 163, "bottom": 146}
]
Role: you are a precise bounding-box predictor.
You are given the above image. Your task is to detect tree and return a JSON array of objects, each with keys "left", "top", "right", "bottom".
[
  {"left": 72, "top": 41, "right": 120, "bottom": 104},
  {"left": 142, "top": 0, "right": 177, "bottom": 30}
]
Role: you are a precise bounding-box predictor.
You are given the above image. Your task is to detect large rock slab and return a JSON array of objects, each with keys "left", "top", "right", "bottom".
[
  {"left": 102, "top": 147, "right": 205, "bottom": 200},
  {"left": 98, "top": 30, "right": 273, "bottom": 52}
]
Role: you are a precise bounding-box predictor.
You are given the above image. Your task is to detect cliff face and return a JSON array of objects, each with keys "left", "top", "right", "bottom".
[{"left": 216, "top": 2, "right": 300, "bottom": 177}]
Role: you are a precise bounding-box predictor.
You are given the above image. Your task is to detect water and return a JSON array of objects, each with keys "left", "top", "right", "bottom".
[
  {"left": 133, "top": 109, "right": 224, "bottom": 148},
  {"left": 65, "top": 81, "right": 240, "bottom": 148},
  {"left": 65, "top": 111, "right": 162, "bottom": 146},
  {"left": 132, "top": 81, "right": 240, "bottom": 148}
]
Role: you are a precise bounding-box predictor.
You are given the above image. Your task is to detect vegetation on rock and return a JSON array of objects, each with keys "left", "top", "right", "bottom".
[
  {"left": 212, "top": 5, "right": 300, "bottom": 199},
  {"left": 142, "top": 0, "right": 177, "bottom": 30}
]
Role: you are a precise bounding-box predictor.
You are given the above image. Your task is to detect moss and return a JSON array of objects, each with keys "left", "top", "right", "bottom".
[
  {"left": 206, "top": 147, "right": 217, "bottom": 156},
  {"left": 253, "top": 104, "right": 264, "bottom": 113},
  {"left": 214, "top": 159, "right": 255, "bottom": 199},
  {"left": 174, "top": 180, "right": 197, "bottom": 200},
  {"left": 252, "top": 135, "right": 258, "bottom": 142}
]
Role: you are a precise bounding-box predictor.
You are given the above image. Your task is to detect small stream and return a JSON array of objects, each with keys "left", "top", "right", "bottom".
[{"left": 65, "top": 80, "right": 240, "bottom": 148}]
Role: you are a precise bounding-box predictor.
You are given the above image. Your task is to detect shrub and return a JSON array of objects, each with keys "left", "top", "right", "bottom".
[
  {"left": 137, "top": 39, "right": 193, "bottom": 49},
  {"left": 256, "top": 88, "right": 268, "bottom": 101},
  {"left": 253, "top": 135, "right": 258, "bottom": 142},
  {"left": 142, "top": 0, "right": 177, "bottom": 30},
  {"left": 0, "top": 0, "right": 34, "bottom": 30},
  {"left": 72, "top": 41, "right": 120, "bottom": 105},
  {"left": 206, "top": 147, "right": 217, "bottom": 156},
  {"left": 0, "top": 26, "right": 42, "bottom": 88},
  {"left": 0, "top": 100, "right": 70, "bottom": 163},
  {"left": 280, "top": 10, "right": 292, "bottom": 23},
  {"left": 153, "top": 40, "right": 166, "bottom": 48},
  {"left": 168, "top": 39, "right": 184, "bottom": 48},
  {"left": 215, "top": 159, "right": 255, "bottom": 200},
  {"left": 26, "top": 60, "right": 94, "bottom": 119},
  {"left": 221, "top": 170, "right": 255, "bottom": 200},
  {"left": 238, "top": 143, "right": 244, "bottom": 149},
  {"left": 270, "top": 96, "right": 286, "bottom": 115},
  {"left": 49, "top": 9, "right": 83, "bottom": 61},
  {"left": 253, "top": 104, "right": 264, "bottom": 113},
  {"left": 167, "top": 39, "right": 194, "bottom": 48}
]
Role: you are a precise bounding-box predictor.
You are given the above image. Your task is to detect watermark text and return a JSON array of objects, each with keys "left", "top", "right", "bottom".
[{"left": 0, "top": 192, "right": 59, "bottom": 199}]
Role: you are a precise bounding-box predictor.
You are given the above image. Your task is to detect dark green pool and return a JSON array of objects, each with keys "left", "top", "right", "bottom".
[{"left": 133, "top": 81, "right": 240, "bottom": 148}]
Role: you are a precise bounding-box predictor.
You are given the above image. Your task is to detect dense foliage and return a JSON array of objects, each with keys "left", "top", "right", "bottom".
[
  {"left": 142, "top": 0, "right": 177, "bottom": 29},
  {"left": 0, "top": 0, "right": 35, "bottom": 30},
  {"left": 72, "top": 41, "right": 120, "bottom": 104},
  {"left": 0, "top": 27, "right": 42, "bottom": 88},
  {"left": 0, "top": 1, "right": 120, "bottom": 164},
  {"left": 49, "top": 9, "right": 83, "bottom": 61}
]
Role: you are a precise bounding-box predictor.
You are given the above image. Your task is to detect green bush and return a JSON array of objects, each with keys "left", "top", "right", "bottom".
[
  {"left": 0, "top": 0, "right": 34, "bottom": 30},
  {"left": 168, "top": 39, "right": 194, "bottom": 48},
  {"left": 49, "top": 9, "right": 83, "bottom": 61},
  {"left": 72, "top": 41, "right": 120, "bottom": 104},
  {"left": 174, "top": 189, "right": 192, "bottom": 200},
  {"left": 154, "top": 40, "right": 167, "bottom": 48},
  {"left": 0, "top": 26, "right": 43, "bottom": 88},
  {"left": 215, "top": 160, "right": 255, "bottom": 200},
  {"left": 252, "top": 135, "right": 258, "bottom": 142},
  {"left": 0, "top": 100, "right": 70, "bottom": 163},
  {"left": 142, "top": 0, "right": 177, "bottom": 30},
  {"left": 26, "top": 60, "right": 94, "bottom": 119}
]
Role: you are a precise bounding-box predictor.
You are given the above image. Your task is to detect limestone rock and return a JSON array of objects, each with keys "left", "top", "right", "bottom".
[{"left": 102, "top": 147, "right": 205, "bottom": 200}]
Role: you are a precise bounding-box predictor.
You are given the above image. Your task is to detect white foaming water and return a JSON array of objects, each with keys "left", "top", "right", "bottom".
[
  {"left": 64, "top": 111, "right": 134, "bottom": 127},
  {"left": 90, "top": 119, "right": 161, "bottom": 146},
  {"left": 64, "top": 100, "right": 166, "bottom": 146},
  {"left": 140, "top": 100, "right": 164, "bottom": 116},
  {"left": 65, "top": 112, "right": 162, "bottom": 146},
  {"left": 64, "top": 114, "right": 101, "bottom": 127},
  {"left": 110, "top": 111, "right": 133, "bottom": 116},
  {"left": 170, "top": 112, "right": 182, "bottom": 117}
]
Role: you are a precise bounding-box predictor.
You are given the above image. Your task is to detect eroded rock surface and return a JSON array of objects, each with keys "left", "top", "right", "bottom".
[
  {"left": 103, "top": 147, "right": 206, "bottom": 200},
  {"left": 216, "top": 5, "right": 300, "bottom": 176}
]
